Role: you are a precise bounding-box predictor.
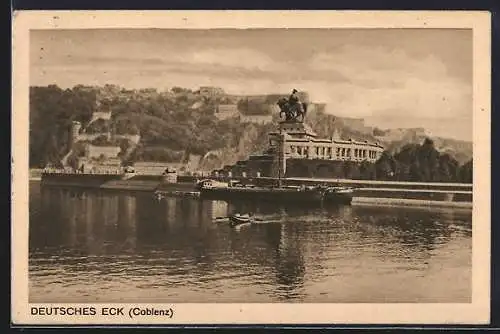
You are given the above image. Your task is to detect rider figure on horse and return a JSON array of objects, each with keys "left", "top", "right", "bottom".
[
  {"left": 288, "top": 89, "right": 304, "bottom": 118},
  {"left": 289, "top": 89, "right": 300, "bottom": 105},
  {"left": 277, "top": 89, "right": 307, "bottom": 122}
]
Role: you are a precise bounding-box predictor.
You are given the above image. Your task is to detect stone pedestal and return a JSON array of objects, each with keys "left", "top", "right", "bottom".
[{"left": 270, "top": 133, "right": 286, "bottom": 179}]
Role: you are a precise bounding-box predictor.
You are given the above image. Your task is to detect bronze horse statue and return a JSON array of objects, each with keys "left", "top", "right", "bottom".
[{"left": 277, "top": 97, "right": 308, "bottom": 122}]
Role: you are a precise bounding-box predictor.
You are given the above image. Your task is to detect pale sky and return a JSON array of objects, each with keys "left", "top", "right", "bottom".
[{"left": 30, "top": 29, "right": 473, "bottom": 141}]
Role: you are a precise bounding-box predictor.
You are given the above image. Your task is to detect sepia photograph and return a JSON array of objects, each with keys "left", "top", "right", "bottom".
[{"left": 12, "top": 11, "right": 490, "bottom": 325}]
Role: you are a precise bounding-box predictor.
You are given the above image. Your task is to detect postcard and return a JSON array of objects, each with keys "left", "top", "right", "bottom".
[{"left": 12, "top": 10, "right": 491, "bottom": 325}]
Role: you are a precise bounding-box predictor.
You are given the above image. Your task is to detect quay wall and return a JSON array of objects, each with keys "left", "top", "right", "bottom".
[
  {"left": 284, "top": 177, "right": 473, "bottom": 192},
  {"left": 354, "top": 188, "right": 472, "bottom": 203},
  {"left": 41, "top": 173, "right": 473, "bottom": 192},
  {"left": 352, "top": 197, "right": 472, "bottom": 210},
  {"left": 203, "top": 176, "right": 473, "bottom": 192},
  {"left": 40, "top": 173, "right": 122, "bottom": 188},
  {"left": 128, "top": 175, "right": 163, "bottom": 182},
  {"left": 40, "top": 172, "right": 195, "bottom": 193},
  {"left": 99, "top": 180, "right": 159, "bottom": 192}
]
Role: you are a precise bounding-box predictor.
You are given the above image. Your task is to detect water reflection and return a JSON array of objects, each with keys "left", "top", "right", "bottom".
[
  {"left": 29, "top": 185, "right": 472, "bottom": 303},
  {"left": 354, "top": 205, "right": 470, "bottom": 254}
]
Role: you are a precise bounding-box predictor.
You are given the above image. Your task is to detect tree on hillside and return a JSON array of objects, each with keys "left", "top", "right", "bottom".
[
  {"left": 118, "top": 139, "right": 130, "bottom": 153},
  {"left": 29, "top": 85, "right": 97, "bottom": 167},
  {"left": 391, "top": 138, "right": 461, "bottom": 182},
  {"left": 459, "top": 159, "right": 473, "bottom": 183},
  {"left": 373, "top": 127, "right": 385, "bottom": 136},
  {"left": 86, "top": 119, "right": 110, "bottom": 134},
  {"left": 91, "top": 135, "right": 112, "bottom": 146},
  {"left": 134, "top": 146, "right": 184, "bottom": 162},
  {"left": 359, "top": 160, "right": 376, "bottom": 180},
  {"left": 374, "top": 151, "right": 399, "bottom": 180},
  {"left": 171, "top": 87, "right": 192, "bottom": 94},
  {"left": 113, "top": 118, "right": 140, "bottom": 135}
]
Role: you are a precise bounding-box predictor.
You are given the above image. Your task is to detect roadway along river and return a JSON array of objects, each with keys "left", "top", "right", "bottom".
[{"left": 29, "top": 181, "right": 471, "bottom": 303}]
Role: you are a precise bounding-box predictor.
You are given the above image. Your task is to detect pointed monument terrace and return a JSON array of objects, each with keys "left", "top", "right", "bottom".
[{"left": 213, "top": 89, "right": 385, "bottom": 179}]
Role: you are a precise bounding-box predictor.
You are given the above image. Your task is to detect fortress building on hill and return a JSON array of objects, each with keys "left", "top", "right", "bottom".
[
  {"left": 214, "top": 104, "right": 239, "bottom": 120},
  {"left": 65, "top": 107, "right": 142, "bottom": 172},
  {"left": 199, "top": 86, "right": 225, "bottom": 98},
  {"left": 336, "top": 117, "right": 373, "bottom": 135},
  {"left": 70, "top": 120, "right": 140, "bottom": 146},
  {"left": 85, "top": 145, "right": 121, "bottom": 159},
  {"left": 239, "top": 114, "right": 273, "bottom": 124}
]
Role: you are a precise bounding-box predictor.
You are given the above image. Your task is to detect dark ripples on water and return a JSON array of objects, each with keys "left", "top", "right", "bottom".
[{"left": 29, "top": 182, "right": 472, "bottom": 303}]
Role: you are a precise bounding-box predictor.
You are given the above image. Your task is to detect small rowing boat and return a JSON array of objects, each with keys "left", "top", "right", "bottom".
[{"left": 229, "top": 213, "right": 254, "bottom": 227}]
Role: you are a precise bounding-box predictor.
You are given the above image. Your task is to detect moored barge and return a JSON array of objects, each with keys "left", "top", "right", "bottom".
[{"left": 196, "top": 179, "right": 353, "bottom": 205}]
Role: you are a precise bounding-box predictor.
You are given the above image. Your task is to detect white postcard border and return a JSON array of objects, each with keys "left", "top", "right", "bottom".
[{"left": 12, "top": 10, "right": 491, "bottom": 325}]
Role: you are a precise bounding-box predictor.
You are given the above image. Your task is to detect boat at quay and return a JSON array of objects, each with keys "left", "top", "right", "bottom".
[{"left": 196, "top": 179, "right": 354, "bottom": 205}]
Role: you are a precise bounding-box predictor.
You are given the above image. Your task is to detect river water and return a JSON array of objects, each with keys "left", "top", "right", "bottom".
[{"left": 29, "top": 181, "right": 472, "bottom": 303}]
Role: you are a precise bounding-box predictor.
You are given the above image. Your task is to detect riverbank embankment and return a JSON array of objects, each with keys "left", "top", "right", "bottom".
[{"left": 35, "top": 172, "right": 473, "bottom": 209}]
